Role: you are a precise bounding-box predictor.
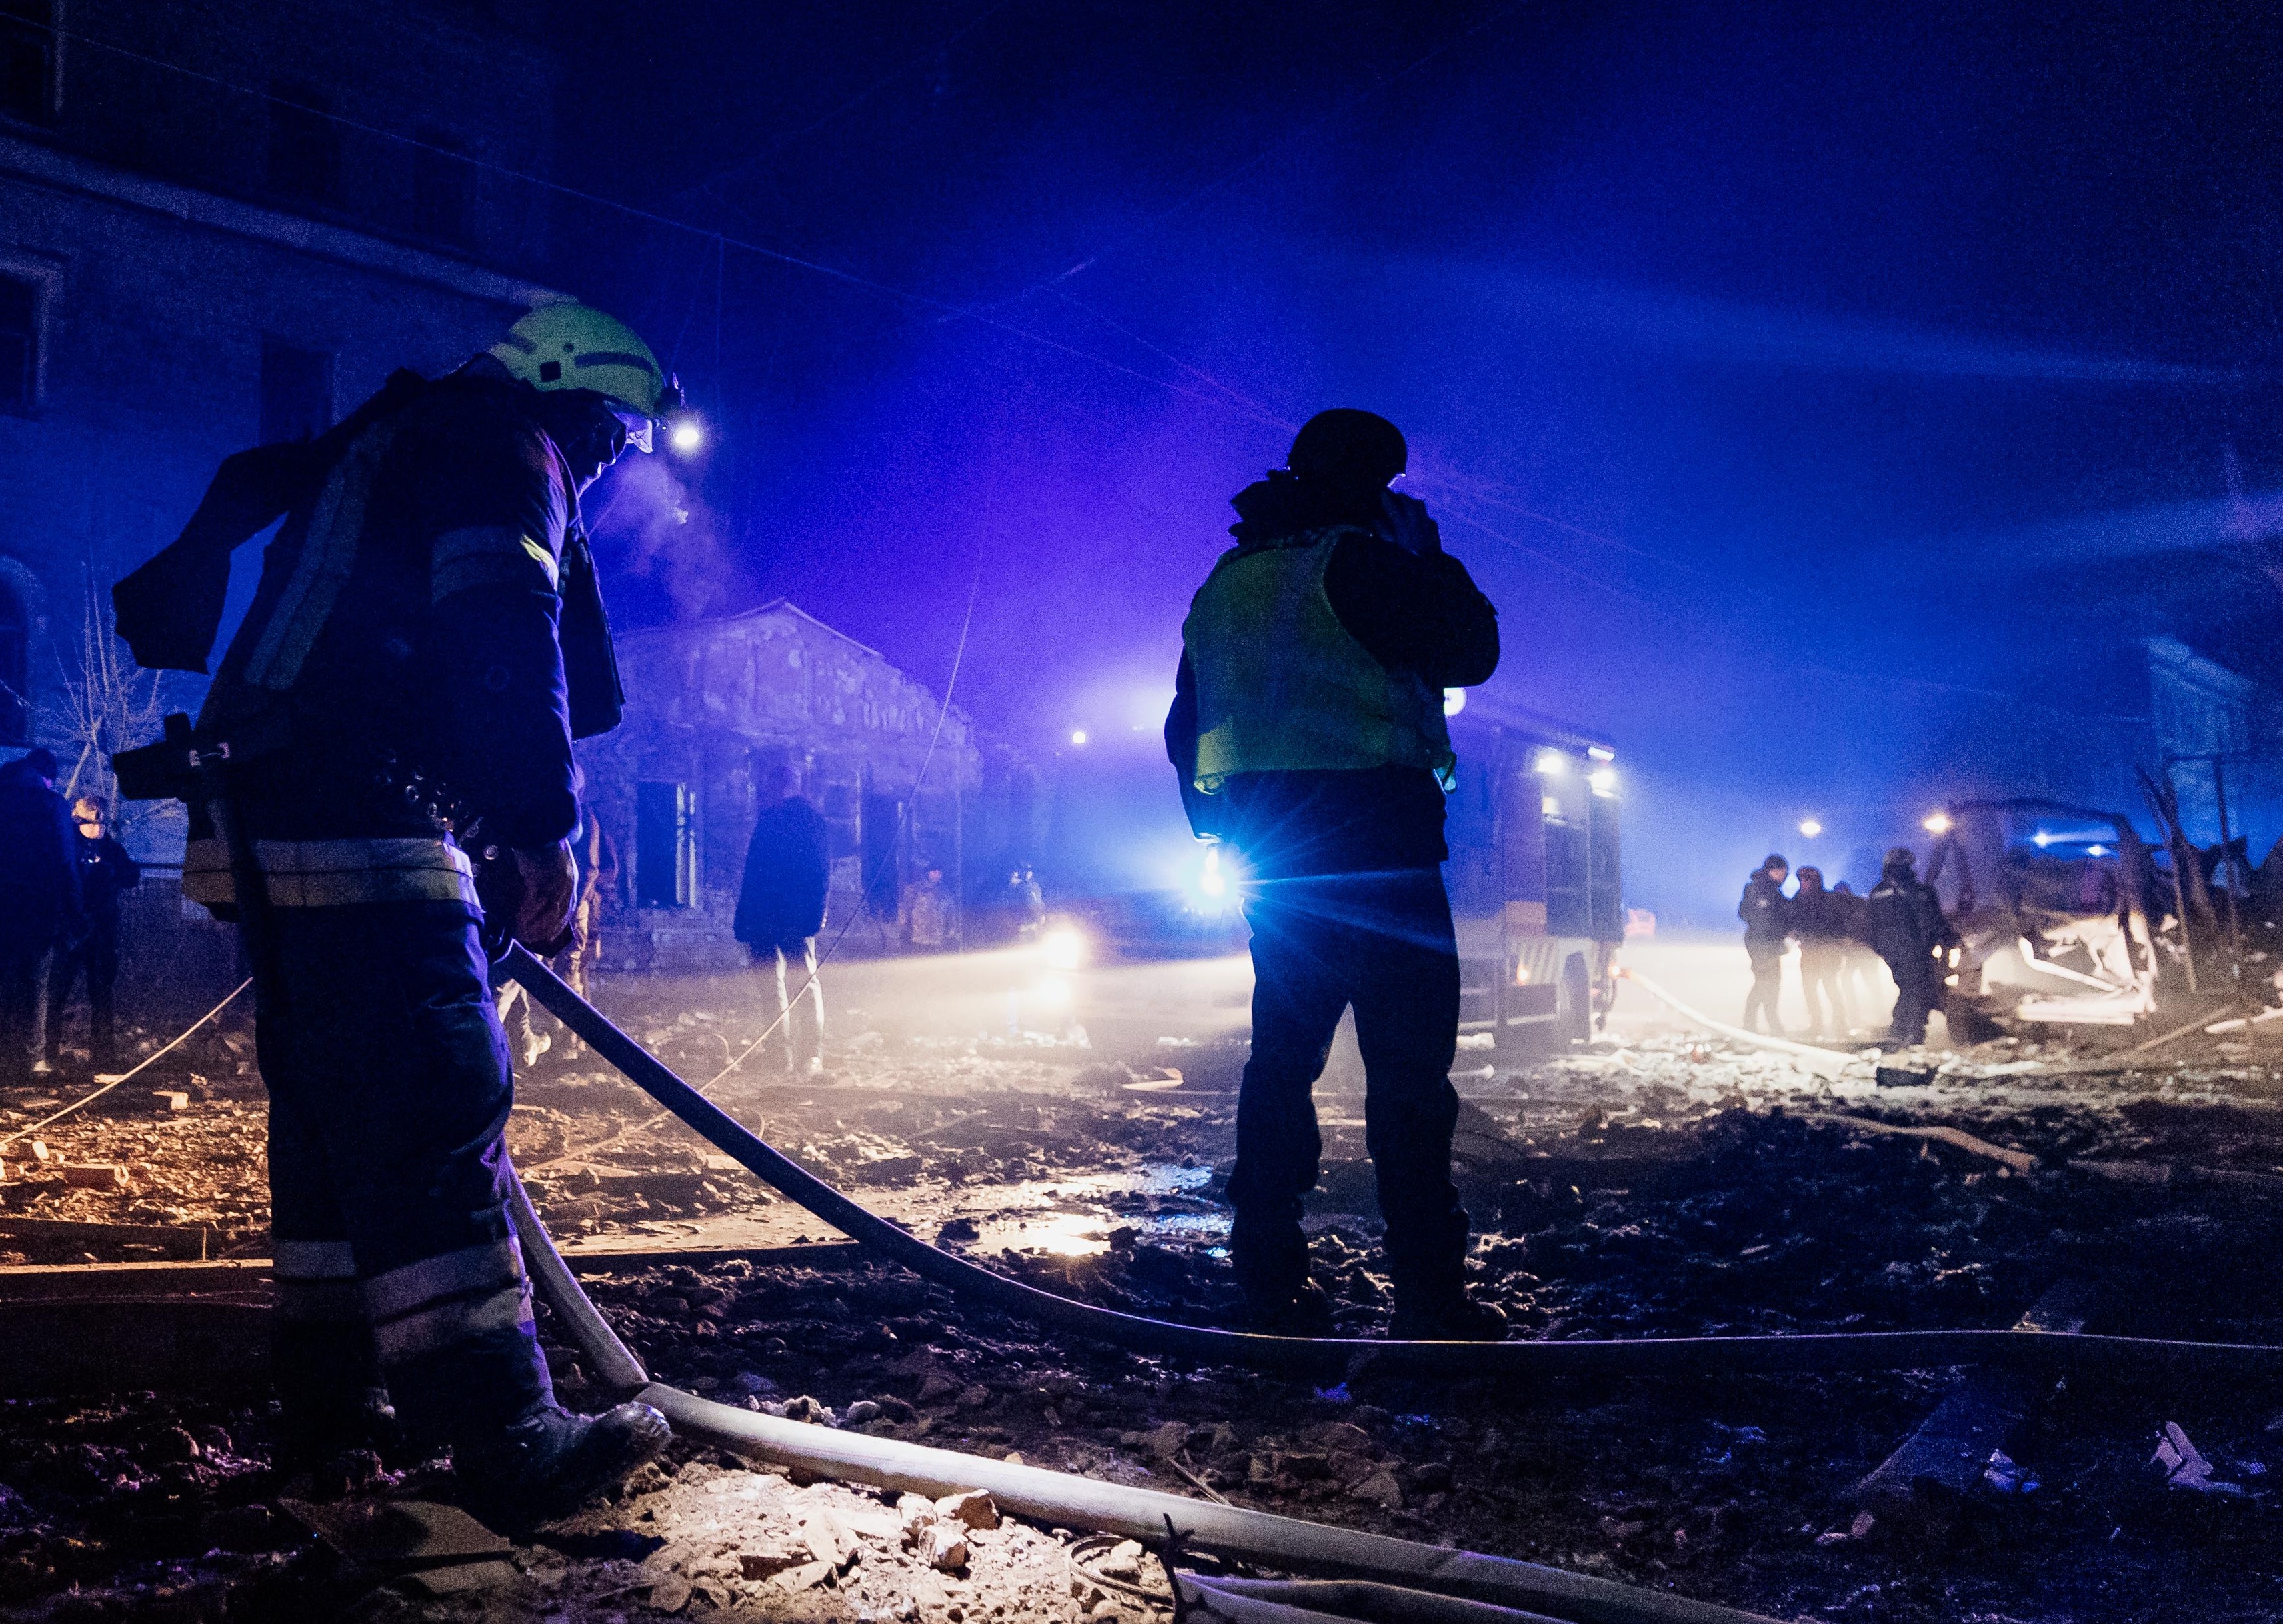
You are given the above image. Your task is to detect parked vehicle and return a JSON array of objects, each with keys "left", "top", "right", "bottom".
[{"left": 1442, "top": 693, "right": 1623, "bottom": 1047}]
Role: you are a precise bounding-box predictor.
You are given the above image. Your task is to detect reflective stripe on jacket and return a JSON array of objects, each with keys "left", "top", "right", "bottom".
[
  {"left": 182, "top": 835, "right": 478, "bottom": 909},
  {"left": 1181, "top": 527, "right": 1453, "bottom": 792}
]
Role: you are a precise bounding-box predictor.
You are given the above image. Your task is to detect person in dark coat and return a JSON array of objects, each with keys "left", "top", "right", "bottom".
[
  {"left": 0, "top": 749, "right": 82, "bottom": 1085},
  {"left": 1164, "top": 407, "right": 1504, "bottom": 1341},
  {"left": 1737, "top": 854, "right": 1791, "bottom": 1035},
  {"left": 1788, "top": 865, "right": 1851, "bottom": 1038},
  {"left": 1001, "top": 863, "right": 1045, "bottom": 943},
  {"left": 1863, "top": 847, "right": 1958, "bottom": 1045},
  {"left": 1828, "top": 879, "right": 1878, "bottom": 1011},
  {"left": 733, "top": 764, "right": 829, "bottom": 1073},
  {"left": 46, "top": 797, "right": 139, "bottom": 1071}
]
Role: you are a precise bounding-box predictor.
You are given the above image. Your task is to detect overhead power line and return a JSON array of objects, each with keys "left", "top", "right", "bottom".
[
  {"left": 38, "top": 20, "right": 2131, "bottom": 717},
  {"left": 667, "top": 0, "right": 1021, "bottom": 211}
]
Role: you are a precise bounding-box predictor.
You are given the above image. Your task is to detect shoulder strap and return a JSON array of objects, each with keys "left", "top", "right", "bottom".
[{"left": 111, "top": 370, "right": 431, "bottom": 675}]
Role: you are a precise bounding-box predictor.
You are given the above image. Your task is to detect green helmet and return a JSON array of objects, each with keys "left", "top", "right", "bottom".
[{"left": 489, "top": 302, "right": 669, "bottom": 421}]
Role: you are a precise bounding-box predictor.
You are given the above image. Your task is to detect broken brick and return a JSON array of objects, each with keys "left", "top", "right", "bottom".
[{"left": 935, "top": 1488, "right": 999, "bottom": 1530}]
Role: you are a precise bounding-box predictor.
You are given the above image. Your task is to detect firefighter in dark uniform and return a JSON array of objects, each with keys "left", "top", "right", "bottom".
[
  {"left": 1166, "top": 409, "right": 1504, "bottom": 1341},
  {"left": 113, "top": 304, "right": 671, "bottom": 1513},
  {"left": 1864, "top": 846, "right": 1958, "bottom": 1046}
]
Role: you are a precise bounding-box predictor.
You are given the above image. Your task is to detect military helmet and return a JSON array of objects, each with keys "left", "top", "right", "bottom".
[
  {"left": 1289, "top": 408, "right": 1407, "bottom": 488},
  {"left": 488, "top": 303, "right": 669, "bottom": 421}
]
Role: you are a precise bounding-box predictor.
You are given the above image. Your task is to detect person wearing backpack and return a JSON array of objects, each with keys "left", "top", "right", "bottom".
[{"left": 111, "top": 304, "right": 676, "bottom": 1515}]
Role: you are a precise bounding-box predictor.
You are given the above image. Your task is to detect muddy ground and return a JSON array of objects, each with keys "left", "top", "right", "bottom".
[{"left": 3, "top": 955, "right": 2283, "bottom": 1621}]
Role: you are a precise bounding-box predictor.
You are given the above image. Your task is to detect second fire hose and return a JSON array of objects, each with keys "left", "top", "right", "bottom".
[{"left": 501, "top": 945, "right": 2283, "bottom": 1381}]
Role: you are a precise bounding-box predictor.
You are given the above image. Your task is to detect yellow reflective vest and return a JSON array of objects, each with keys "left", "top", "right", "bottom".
[{"left": 1182, "top": 527, "right": 1453, "bottom": 793}]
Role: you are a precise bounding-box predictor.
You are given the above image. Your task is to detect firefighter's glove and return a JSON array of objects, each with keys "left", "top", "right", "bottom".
[
  {"left": 1380, "top": 489, "right": 1443, "bottom": 557},
  {"left": 513, "top": 839, "right": 579, "bottom": 954}
]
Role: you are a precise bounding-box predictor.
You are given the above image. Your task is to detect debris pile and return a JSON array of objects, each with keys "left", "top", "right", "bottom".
[{"left": 4, "top": 969, "right": 2283, "bottom": 1619}]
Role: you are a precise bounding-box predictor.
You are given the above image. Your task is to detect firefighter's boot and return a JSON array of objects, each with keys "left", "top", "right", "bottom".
[
  {"left": 1244, "top": 1279, "right": 1338, "bottom": 1339},
  {"left": 453, "top": 1399, "right": 671, "bottom": 1521},
  {"left": 1388, "top": 1293, "right": 1508, "bottom": 1342}
]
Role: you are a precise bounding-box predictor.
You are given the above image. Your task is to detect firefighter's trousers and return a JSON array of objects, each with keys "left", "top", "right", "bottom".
[
  {"left": 257, "top": 899, "right": 552, "bottom": 1445},
  {"left": 1229, "top": 867, "right": 1468, "bottom": 1310},
  {"left": 1885, "top": 956, "right": 1940, "bottom": 1047}
]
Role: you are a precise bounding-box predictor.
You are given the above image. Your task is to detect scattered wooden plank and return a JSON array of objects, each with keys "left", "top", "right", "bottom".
[
  {"left": 1801, "top": 1114, "right": 2038, "bottom": 1173},
  {"left": 560, "top": 1239, "right": 865, "bottom": 1272},
  {"left": 2068, "top": 1159, "right": 2283, "bottom": 1197},
  {"left": 0, "top": 1300, "right": 268, "bottom": 1397},
  {"left": 1849, "top": 1279, "right": 2097, "bottom": 1543},
  {"left": 0, "top": 1215, "right": 213, "bottom": 1259},
  {"left": 0, "top": 1258, "right": 267, "bottom": 1300},
  {"left": 0, "top": 1240, "right": 867, "bottom": 1302}
]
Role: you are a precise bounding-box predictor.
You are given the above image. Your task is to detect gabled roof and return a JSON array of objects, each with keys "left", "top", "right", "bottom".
[
  {"left": 619, "top": 601, "right": 979, "bottom": 727},
  {"left": 619, "top": 600, "right": 884, "bottom": 663}
]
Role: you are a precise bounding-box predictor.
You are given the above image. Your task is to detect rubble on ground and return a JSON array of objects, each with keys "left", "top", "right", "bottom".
[{"left": 4, "top": 975, "right": 2283, "bottom": 1619}]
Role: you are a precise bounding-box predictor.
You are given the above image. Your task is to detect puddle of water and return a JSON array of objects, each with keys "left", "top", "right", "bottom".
[
  {"left": 977, "top": 1210, "right": 1115, "bottom": 1257},
  {"left": 963, "top": 1163, "right": 1218, "bottom": 1257}
]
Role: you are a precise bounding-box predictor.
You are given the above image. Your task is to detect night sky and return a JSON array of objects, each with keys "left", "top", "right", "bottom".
[{"left": 535, "top": 2, "right": 2283, "bottom": 921}]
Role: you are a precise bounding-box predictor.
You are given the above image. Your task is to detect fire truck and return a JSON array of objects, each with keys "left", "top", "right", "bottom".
[{"left": 1441, "top": 693, "right": 1624, "bottom": 1047}]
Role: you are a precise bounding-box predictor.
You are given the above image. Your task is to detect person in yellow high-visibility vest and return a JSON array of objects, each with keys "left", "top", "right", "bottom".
[{"left": 1166, "top": 409, "right": 1504, "bottom": 1341}]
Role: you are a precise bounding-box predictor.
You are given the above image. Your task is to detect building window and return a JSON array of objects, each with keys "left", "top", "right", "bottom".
[
  {"left": 0, "top": 575, "right": 27, "bottom": 747},
  {"left": 260, "top": 338, "right": 332, "bottom": 444},
  {"left": 0, "top": 0, "right": 55, "bottom": 123},
  {"left": 413, "top": 130, "right": 473, "bottom": 247},
  {"left": 267, "top": 79, "right": 339, "bottom": 204},
  {"left": 819, "top": 781, "right": 859, "bottom": 859},
  {"left": 0, "top": 273, "right": 36, "bottom": 413},
  {"left": 635, "top": 781, "right": 697, "bottom": 908},
  {"left": 861, "top": 789, "right": 904, "bottom": 921}
]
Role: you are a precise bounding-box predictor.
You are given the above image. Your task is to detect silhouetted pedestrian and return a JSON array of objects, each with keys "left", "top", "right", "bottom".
[
  {"left": 1864, "top": 847, "right": 1957, "bottom": 1045},
  {"left": 47, "top": 797, "right": 138, "bottom": 1071},
  {"left": 1002, "top": 863, "right": 1045, "bottom": 942},
  {"left": 734, "top": 764, "right": 829, "bottom": 1073},
  {"left": 1165, "top": 407, "right": 1504, "bottom": 1341},
  {"left": 0, "top": 750, "right": 81, "bottom": 1084},
  {"left": 1738, "top": 854, "right": 1791, "bottom": 1035},
  {"left": 1789, "top": 865, "right": 1850, "bottom": 1037},
  {"left": 1831, "top": 881, "right": 1879, "bottom": 1009},
  {"left": 902, "top": 864, "right": 952, "bottom": 951}
]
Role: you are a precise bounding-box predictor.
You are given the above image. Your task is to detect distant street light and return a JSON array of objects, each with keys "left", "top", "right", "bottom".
[
  {"left": 1923, "top": 812, "right": 1952, "bottom": 834},
  {"left": 1798, "top": 819, "right": 1822, "bottom": 837}
]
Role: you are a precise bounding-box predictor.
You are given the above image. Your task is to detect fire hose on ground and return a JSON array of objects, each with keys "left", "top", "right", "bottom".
[
  {"left": 501, "top": 946, "right": 2283, "bottom": 1385},
  {"left": 493, "top": 944, "right": 2283, "bottom": 1624},
  {"left": 497, "top": 1033, "right": 1772, "bottom": 1624},
  {"left": 1612, "top": 968, "right": 1858, "bottom": 1081}
]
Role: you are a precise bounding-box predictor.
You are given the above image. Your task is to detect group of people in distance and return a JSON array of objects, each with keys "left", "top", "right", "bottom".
[
  {"left": 0, "top": 749, "right": 142, "bottom": 1081},
  {"left": 1738, "top": 846, "right": 1959, "bottom": 1046}
]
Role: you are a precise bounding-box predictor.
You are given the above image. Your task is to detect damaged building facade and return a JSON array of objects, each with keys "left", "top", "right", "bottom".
[
  {"left": 0, "top": 1, "right": 562, "bottom": 1008},
  {"left": 0, "top": 0, "right": 558, "bottom": 799},
  {"left": 581, "top": 603, "right": 1041, "bottom": 973},
  {"left": 2144, "top": 631, "right": 2283, "bottom": 858}
]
